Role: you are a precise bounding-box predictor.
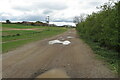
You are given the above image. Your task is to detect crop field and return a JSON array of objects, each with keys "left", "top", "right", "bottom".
[{"left": 2, "top": 24, "right": 67, "bottom": 53}]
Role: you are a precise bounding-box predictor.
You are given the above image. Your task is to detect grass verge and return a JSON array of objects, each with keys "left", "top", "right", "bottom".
[
  {"left": 2, "top": 24, "right": 67, "bottom": 53},
  {"left": 78, "top": 32, "right": 119, "bottom": 75}
]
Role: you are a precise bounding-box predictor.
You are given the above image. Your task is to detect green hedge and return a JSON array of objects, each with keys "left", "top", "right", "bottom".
[{"left": 76, "top": 1, "right": 119, "bottom": 52}]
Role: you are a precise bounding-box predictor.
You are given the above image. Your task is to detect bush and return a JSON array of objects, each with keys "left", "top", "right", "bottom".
[{"left": 76, "top": 1, "right": 119, "bottom": 52}]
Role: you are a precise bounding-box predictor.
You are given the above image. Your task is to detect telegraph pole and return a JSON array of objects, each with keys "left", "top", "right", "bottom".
[
  {"left": 45, "top": 16, "right": 49, "bottom": 26},
  {"left": 47, "top": 16, "right": 50, "bottom": 24},
  {"left": 46, "top": 16, "right": 49, "bottom": 24}
]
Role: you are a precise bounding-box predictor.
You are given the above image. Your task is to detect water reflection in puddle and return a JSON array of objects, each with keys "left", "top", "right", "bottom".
[{"left": 49, "top": 40, "right": 71, "bottom": 45}]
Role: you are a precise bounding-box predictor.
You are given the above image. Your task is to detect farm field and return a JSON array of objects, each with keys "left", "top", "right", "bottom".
[{"left": 2, "top": 24, "right": 67, "bottom": 53}]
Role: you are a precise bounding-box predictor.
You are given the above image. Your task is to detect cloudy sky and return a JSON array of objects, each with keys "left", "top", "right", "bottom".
[{"left": 0, "top": 0, "right": 116, "bottom": 22}]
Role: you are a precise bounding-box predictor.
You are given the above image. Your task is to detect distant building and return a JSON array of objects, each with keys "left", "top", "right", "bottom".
[
  {"left": 34, "top": 21, "right": 48, "bottom": 26},
  {"left": 22, "top": 21, "right": 33, "bottom": 25}
]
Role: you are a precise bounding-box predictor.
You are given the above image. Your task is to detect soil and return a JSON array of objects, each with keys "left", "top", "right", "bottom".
[
  {"left": 2, "top": 27, "right": 41, "bottom": 31},
  {"left": 2, "top": 29, "right": 117, "bottom": 78}
]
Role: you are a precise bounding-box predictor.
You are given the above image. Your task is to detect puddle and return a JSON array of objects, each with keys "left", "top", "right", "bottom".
[
  {"left": 67, "top": 36, "right": 74, "bottom": 39},
  {"left": 36, "top": 68, "right": 69, "bottom": 78},
  {"left": 49, "top": 40, "right": 71, "bottom": 45},
  {"left": 49, "top": 40, "right": 63, "bottom": 44},
  {"left": 62, "top": 41, "right": 71, "bottom": 45}
]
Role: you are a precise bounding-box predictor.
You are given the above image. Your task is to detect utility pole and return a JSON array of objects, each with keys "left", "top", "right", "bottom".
[
  {"left": 45, "top": 16, "right": 49, "bottom": 26},
  {"left": 46, "top": 16, "right": 49, "bottom": 24}
]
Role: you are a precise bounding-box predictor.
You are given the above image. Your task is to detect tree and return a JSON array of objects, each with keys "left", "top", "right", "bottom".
[
  {"left": 76, "top": 1, "right": 119, "bottom": 51},
  {"left": 73, "top": 14, "right": 85, "bottom": 24},
  {"left": 6, "top": 20, "right": 11, "bottom": 23},
  {"left": 73, "top": 16, "right": 80, "bottom": 24},
  {"left": 36, "top": 21, "right": 41, "bottom": 23}
]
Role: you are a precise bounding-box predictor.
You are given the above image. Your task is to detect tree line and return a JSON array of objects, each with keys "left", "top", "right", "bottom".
[{"left": 75, "top": 1, "right": 119, "bottom": 52}]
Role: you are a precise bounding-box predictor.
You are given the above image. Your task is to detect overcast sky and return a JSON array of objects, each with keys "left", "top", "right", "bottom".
[{"left": 0, "top": 0, "right": 117, "bottom": 22}]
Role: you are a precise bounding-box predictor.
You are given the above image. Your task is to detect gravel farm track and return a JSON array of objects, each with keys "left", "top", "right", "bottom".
[{"left": 2, "top": 29, "right": 117, "bottom": 78}]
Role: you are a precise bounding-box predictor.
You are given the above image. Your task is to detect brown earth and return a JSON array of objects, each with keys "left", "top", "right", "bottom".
[
  {"left": 2, "top": 29, "right": 117, "bottom": 78},
  {"left": 36, "top": 68, "right": 69, "bottom": 78},
  {"left": 2, "top": 27, "right": 42, "bottom": 31}
]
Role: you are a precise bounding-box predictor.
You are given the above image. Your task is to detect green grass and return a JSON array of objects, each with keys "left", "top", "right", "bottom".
[
  {"left": 2, "top": 24, "right": 67, "bottom": 53},
  {"left": 79, "top": 35, "right": 119, "bottom": 73},
  {"left": 2, "top": 30, "right": 38, "bottom": 41}
]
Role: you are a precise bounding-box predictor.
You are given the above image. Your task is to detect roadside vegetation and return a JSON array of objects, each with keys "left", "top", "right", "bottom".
[
  {"left": 2, "top": 24, "right": 67, "bottom": 53},
  {"left": 75, "top": 1, "right": 119, "bottom": 74}
]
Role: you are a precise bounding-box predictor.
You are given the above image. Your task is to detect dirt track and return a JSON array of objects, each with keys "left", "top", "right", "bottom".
[{"left": 2, "top": 29, "right": 117, "bottom": 78}]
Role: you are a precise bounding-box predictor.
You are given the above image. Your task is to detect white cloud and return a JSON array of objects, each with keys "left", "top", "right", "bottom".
[{"left": 0, "top": 0, "right": 117, "bottom": 22}]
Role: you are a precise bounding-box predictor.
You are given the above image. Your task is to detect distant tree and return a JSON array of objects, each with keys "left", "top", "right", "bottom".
[
  {"left": 73, "top": 14, "right": 85, "bottom": 24},
  {"left": 36, "top": 21, "right": 41, "bottom": 23},
  {"left": 6, "top": 20, "right": 11, "bottom": 23},
  {"left": 79, "top": 14, "right": 85, "bottom": 22},
  {"left": 22, "top": 21, "right": 26, "bottom": 23},
  {"left": 73, "top": 16, "right": 80, "bottom": 24}
]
